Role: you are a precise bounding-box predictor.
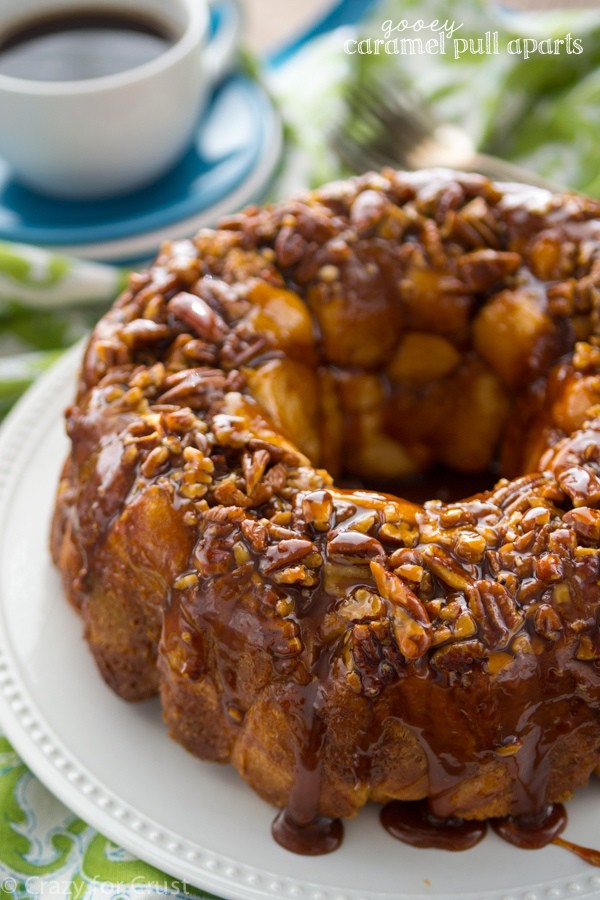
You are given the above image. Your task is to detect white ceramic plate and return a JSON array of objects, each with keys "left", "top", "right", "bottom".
[{"left": 1, "top": 345, "right": 600, "bottom": 900}]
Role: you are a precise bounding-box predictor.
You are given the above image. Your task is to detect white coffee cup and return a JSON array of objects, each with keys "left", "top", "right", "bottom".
[{"left": 0, "top": 0, "right": 240, "bottom": 199}]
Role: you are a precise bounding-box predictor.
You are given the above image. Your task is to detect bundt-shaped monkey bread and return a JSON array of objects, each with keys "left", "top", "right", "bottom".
[{"left": 51, "top": 169, "right": 600, "bottom": 853}]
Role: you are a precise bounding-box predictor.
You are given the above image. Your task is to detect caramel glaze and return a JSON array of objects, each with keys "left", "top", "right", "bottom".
[
  {"left": 553, "top": 833, "right": 600, "bottom": 866},
  {"left": 491, "top": 803, "right": 566, "bottom": 850},
  {"left": 50, "top": 170, "right": 600, "bottom": 860},
  {"left": 162, "top": 480, "right": 600, "bottom": 856},
  {"left": 382, "top": 799, "right": 487, "bottom": 851},
  {"left": 382, "top": 800, "right": 600, "bottom": 862}
]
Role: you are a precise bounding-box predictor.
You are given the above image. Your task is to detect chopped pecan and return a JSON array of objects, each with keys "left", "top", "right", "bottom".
[
  {"left": 431, "top": 609, "right": 477, "bottom": 646},
  {"left": 496, "top": 572, "right": 519, "bottom": 598},
  {"left": 521, "top": 506, "right": 551, "bottom": 530},
  {"left": 388, "top": 547, "right": 422, "bottom": 569},
  {"left": 453, "top": 611, "right": 478, "bottom": 640},
  {"left": 390, "top": 606, "right": 431, "bottom": 660},
  {"left": 420, "top": 545, "right": 474, "bottom": 590},
  {"left": 552, "top": 582, "right": 572, "bottom": 608},
  {"left": 533, "top": 604, "right": 563, "bottom": 641},
  {"left": 140, "top": 445, "right": 170, "bottom": 478},
  {"left": 536, "top": 553, "right": 564, "bottom": 582},
  {"left": 169, "top": 291, "right": 228, "bottom": 342},
  {"left": 337, "top": 588, "right": 385, "bottom": 622},
  {"left": 302, "top": 489, "right": 334, "bottom": 532},
  {"left": 180, "top": 338, "right": 219, "bottom": 365},
  {"left": 274, "top": 226, "right": 306, "bottom": 268},
  {"left": 272, "top": 565, "right": 318, "bottom": 585},
  {"left": 379, "top": 521, "right": 418, "bottom": 545},
  {"left": 484, "top": 549, "right": 501, "bottom": 575},
  {"left": 453, "top": 530, "right": 487, "bottom": 563},
  {"left": 350, "top": 189, "right": 388, "bottom": 233},
  {"left": 233, "top": 541, "right": 251, "bottom": 565},
  {"left": 202, "top": 505, "right": 247, "bottom": 524},
  {"left": 173, "top": 572, "right": 199, "bottom": 591},
  {"left": 563, "top": 506, "right": 600, "bottom": 541},
  {"left": 475, "top": 581, "right": 524, "bottom": 646},
  {"left": 347, "top": 620, "right": 399, "bottom": 696},
  {"left": 120, "top": 319, "right": 170, "bottom": 348},
  {"left": 266, "top": 617, "right": 303, "bottom": 659},
  {"left": 576, "top": 634, "right": 598, "bottom": 661},
  {"left": 431, "top": 639, "right": 486, "bottom": 672},
  {"left": 162, "top": 408, "right": 200, "bottom": 434},
  {"left": 439, "top": 506, "right": 477, "bottom": 528},
  {"left": 449, "top": 196, "right": 499, "bottom": 249},
  {"left": 431, "top": 625, "right": 453, "bottom": 646},
  {"left": 211, "top": 412, "right": 251, "bottom": 448},
  {"left": 370, "top": 560, "right": 430, "bottom": 626},
  {"left": 328, "top": 531, "right": 384, "bottom": 563},
  {"left": 275, "top": 595, "right": 294, "bottom": 617},
  {"left": 121, "top": 386, "right": 144, "bottom": 408},
  {"left": 513, "top": 530, "right": 536, "bottom": 553},
  {"left": 257, "top": 462, "right": 287, "bottom": 498},
  {"left": 557, "top": 465, "right": 600, "bottom": 507},
  {"left": 352, "top": 621, "right": 383, "bottom": 661},
  {"left": 370, "top": 560, "right": 431, "bottom": 658},
  {"left": 267, "top": 522, "right": 303, "bottom": 541},
  {"left": 394, "top": 563, "right": 424, "bottom": 585},
  {"left": 438, "top": 599, "right": 464, "bottom": 623},
  {"left": 240, "top": 518, "right": 268, "bottom": 552},
  {"left": 261, "top": 538, "right": 316, "bottom": 574},
  {"left": 220, "top": 331, "right": 270, "bottom": 369},
  {"left": 346, "top": 511, "right": 379, "bottom": 534},
  {"left": 548, "top": 527, "right": 578, "bottom": 554},
  {"left": 457, "top": 249, "right": 521, "bottom": 292},
  {"left": 158, "top": 368, "right": 227, "bottom": 409}
]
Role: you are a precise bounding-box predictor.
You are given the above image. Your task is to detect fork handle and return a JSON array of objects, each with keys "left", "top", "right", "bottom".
[{"left": 463, "top": 153, "right": 562, "bottom": 193}]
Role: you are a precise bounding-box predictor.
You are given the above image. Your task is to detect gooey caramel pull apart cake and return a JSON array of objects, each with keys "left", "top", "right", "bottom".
[{"left": 51, "top": 169, "right": 600, "bottom": 845}]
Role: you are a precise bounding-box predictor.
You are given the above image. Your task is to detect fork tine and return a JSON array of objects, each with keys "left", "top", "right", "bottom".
[
  {"left": 333, "top": 72, "right": 559, "bottom": 189},
  {"left": 336, "top": 130, "right": 398, "bottom": 174},
  {"left": 346, "top": 98, "right": 427, "bottom": 147},
  {"left": 334, "top": 77, "right": 436, "bottom": 173}
]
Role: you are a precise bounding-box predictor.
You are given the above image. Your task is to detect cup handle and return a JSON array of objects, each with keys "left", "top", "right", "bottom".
[{"left": 204, "top": 0, "right": 243, "bottom": 86}]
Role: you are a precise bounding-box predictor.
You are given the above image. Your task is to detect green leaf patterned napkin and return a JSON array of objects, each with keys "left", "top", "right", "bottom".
[
  {"left": 0, "top": 243, "right": 126, "bottom": 417},
  {"left": 268, "top": 0, "right": 600, "bottom": 195},
  {"left": 0, "top": 738, "right": 216, "bottom": 899}
]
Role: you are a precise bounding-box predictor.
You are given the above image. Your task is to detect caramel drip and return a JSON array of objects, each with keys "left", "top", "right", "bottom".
[
  {"left": 271, "top": 809, "right": 343, "bottom": 856},
  {"left": 272, "top": 586, "right": 345, "bottom": 854},
  {"left": 553, "top": 835, "right": 600, "bottom": 866},
  {"left": 381, "top": 800, "right": 487, "bottom": 851},
  {"left": 491, "top": 803, "right": 567, "bottom": 849},
  {"left": 383, "top": 800, "right": 600, "bottom": 867},
  {"left": 277, "top": 680, "right": 328, "bottom": 829}
]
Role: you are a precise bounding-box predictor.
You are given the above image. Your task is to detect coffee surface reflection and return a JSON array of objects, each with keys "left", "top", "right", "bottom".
[{"left": 0, "top": 11, "right": 175, "bottom": 82}]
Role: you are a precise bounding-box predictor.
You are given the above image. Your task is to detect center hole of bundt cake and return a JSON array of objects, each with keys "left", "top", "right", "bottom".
[
  {"left": 353, "top": 465, "right": 502, "bottom": 506},
  {"left": 256, "top": 328, "right": 540, "bottom": 507},
  {"left": 252, "top": 324, "right": 558, "bottom": 506},
  {"left": 241, "top": 263, "right": 570, "bottom": 505}
]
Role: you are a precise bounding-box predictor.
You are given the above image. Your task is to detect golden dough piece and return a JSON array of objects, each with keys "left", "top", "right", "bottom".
[{"left": 51, "top": 169, "right": 600, "bottom": 835}]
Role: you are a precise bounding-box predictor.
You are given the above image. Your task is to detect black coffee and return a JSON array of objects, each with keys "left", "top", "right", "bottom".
[{"left": 0, "top": 9, "right": 176, "bottom": 81}]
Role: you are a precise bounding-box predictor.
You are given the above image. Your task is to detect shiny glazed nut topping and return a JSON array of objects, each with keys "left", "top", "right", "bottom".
[{"left": 51, "top": 169, "right": 600, "bottom": 835}]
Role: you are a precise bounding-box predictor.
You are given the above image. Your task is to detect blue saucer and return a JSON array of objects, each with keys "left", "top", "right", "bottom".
[{"left": 0, "top": 69, "right": 277, "bottom": 256}]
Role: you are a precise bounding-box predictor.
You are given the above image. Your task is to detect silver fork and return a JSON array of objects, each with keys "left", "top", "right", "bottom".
[{"left": 334, "top": 79, "right": 560, "bottom": 190}]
